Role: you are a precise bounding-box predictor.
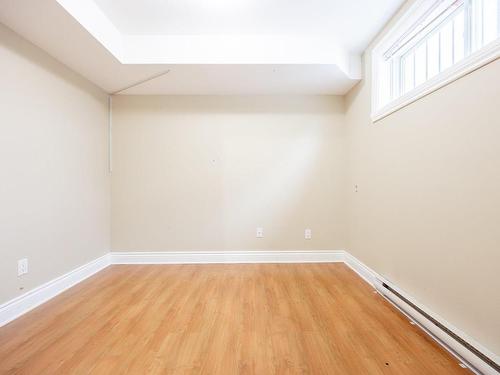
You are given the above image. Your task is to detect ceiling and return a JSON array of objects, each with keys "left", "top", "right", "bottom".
[
  {"left": 0, "top": 0, "right": 404, "bottom": 95},
  {"left": 92, "top": 0, "right": 398, "bottom": 53}
]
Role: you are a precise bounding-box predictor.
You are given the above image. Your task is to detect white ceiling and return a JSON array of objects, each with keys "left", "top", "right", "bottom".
[
  {"left": 92, "top": 0, "right": 401, "bottom": 53},
  {"left": 0, "top": 0, "right": 404, "bottom": 95},
  {"left": 118, "top": 65, "right": 355, "bottom": 95}
]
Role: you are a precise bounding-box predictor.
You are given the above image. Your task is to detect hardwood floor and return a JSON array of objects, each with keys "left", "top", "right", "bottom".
[{"left": 0, "top": 264, "right": 471, "bottom": 374}]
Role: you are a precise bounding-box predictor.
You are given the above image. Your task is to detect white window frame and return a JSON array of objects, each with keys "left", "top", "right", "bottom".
[{"left": 371, "top": 0, "right": 500, "bottom": 122}]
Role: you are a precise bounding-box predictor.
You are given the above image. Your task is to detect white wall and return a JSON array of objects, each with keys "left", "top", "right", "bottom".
[
  {"left": 111, "top": 95, "right": 348, "bottom": 251},
  {"left": 0, "top": 24, "right": 110, "bottom": 304},
  {"left": 345, "top": 15, "right": 500, "bottom": 357}
]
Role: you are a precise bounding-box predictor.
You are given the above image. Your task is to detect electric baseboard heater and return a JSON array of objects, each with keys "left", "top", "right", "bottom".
[{"left": 373, "top": 278, "right": 500, "bottom": 375}]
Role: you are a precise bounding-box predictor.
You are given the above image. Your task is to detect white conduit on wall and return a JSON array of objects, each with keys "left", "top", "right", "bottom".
[{"left": 108, "top": 95, "right": 112, "bottom": 174}]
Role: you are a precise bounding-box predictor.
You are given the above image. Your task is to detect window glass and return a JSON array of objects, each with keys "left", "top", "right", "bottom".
[
  {"left": 453, "top": 10, "right": 465, "bottom": 62},
  {"left": 440, "top": 21, "right": 454, "bottom": 71},
  {"left": 427, "top": 32, "right": 440, "bottom": 77},
  {"left": 373, "top": 0, "right": 500, "bottom": 114},
  {"left": 483, "top": 0, "right": 499, "bottom": 44},
  {"left": 402, "top": 52, "right": 415, "bottom": 93},
  {"left": 415, "top": 43, "right": 427, "bottom": 85}
]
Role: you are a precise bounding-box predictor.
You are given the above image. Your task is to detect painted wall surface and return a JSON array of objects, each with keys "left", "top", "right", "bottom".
[
  {"left": 345, "top": 11, "right": 500, "bottom": 355},
  {"left": 2, "top": 3, "right": 499, "bottom": 361},
  {"left": 111, "top": 95, "right": 348, "bottom": 251},
  {"left": 0, "top": 24, "right": 110, "bottom": 304}
]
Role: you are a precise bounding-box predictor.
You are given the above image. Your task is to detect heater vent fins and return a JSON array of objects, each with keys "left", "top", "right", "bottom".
[{"left": 381, "top": 282, "right": 499, "bottom": 373}]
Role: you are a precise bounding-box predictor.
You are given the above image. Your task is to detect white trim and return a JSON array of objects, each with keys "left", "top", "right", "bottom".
[
  {"left": 371, "top": 0, "right": 500, "bottom": 124},
  {"left": 108, "top": 95, "right": 113, "bottom": 174},
  {"left": 372, "top": 39, "right": 500, "bottom": 122},
  {"left": 110, "top": 250, "right": 344, "bottom": 265},
  {"left": 344, "top": 252, "right": 500, "bottom": 375},
  {"left": 0, "top": 253, "right": 111, "bottom": 327},
  {"left": 343, "top": 252, "right": 377, "bottom": 286},
  {"left": 0, "top": 251, "right": 342, "bottom": 327},
  {"left": 1, "top": 249, "right": 498, "bottom": 375}
]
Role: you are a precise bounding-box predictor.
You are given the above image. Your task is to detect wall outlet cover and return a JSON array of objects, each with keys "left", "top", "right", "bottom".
[
  {"left": 305, "top": 229, "right": 312, "bottom": 239},
  {"left": 18, "top": 258, "right": 28, "bottom": 276}
]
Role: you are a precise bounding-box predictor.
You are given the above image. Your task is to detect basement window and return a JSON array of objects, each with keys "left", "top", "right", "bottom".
[{"left": 372, "top": 0, "right": 500, "bottom": 121}]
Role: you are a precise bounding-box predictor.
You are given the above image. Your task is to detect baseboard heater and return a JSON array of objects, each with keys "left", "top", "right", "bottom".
[{"left": 374, "top": 279, "right": 499, "bottom": 375}]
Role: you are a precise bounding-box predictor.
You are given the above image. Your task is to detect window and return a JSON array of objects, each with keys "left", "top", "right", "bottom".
[{"left": 372, "top": 0, "right": 500, "bottom": 120}]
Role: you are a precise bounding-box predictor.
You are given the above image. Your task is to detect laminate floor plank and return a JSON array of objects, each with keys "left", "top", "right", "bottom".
[{"left": 0, "top": 264, "right": 472, "bottom": 374}]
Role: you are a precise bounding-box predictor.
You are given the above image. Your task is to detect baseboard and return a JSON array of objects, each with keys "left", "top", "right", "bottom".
[
  {"left": 1, "top": 249, "right": 498, "bottom": 375},
  {"left": 344, "top": 252, "right": 500, "bottom": 375},
  {"left": 0, "top": 253, "right": 111, "bottom": 327},
  {"left": 343, "top": 252, "right": 377, "bottom": 286},
  {"left": 110, "top": 250, "right": 344, "bottom": 264},
  {"left": 0, "top": 250, "right": 342, "bottom": 327}
]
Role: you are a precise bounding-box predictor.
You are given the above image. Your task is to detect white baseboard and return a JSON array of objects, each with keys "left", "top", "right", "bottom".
[
  {"left": 1, "top": 249, "right": 497, "bottom": 375},
  {"left": 344, "top": 252, "right": 500, "bottom": 375},
  {"left": 110, "top": 250, "right": 344, "bottom": 264},
  {"left": 0, "top": 253, "right": 111, "bottom": 327},
  {"left": 343, "top": 252, "right": 377, "bottom": 286},
  {"left": 0, "top": 250, "right": 342, "bottom": 328}
]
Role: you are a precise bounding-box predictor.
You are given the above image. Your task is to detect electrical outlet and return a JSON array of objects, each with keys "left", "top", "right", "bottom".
[
  {"left": 305, "top": 229, "right": 312, "bottom": 240},
  {"left": 256, "top": 227, "right": 264, "bottom": 238},
  {"left": 18, "top": 258, "right": 28, "bottom": 276}
]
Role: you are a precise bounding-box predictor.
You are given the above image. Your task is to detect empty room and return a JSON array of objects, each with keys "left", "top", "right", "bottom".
[{"left": 0, "top": 0, "right": 499, "bottom": 374}]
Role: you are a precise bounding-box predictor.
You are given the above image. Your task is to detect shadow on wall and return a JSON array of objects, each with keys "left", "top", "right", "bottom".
[
  {"left": 0, "top": 23, "right": 104, "bottom": 102},
  {"left": 111, "top": 95, "right": 345, "bottom": 115},
  {"left": 111, "top": 95, "right": 348, "bottom": 251}
]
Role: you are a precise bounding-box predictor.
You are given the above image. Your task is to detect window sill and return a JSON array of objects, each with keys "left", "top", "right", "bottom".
[{"left": 371, "top": 39, "right": 500, "bottom": 123}]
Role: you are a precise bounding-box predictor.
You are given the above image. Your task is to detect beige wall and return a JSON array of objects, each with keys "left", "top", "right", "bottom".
[
  {"left": 0, "top": 24, "right": 110, "bottom": 304},
  {"left": 345, "top": 13, "right": 500, "bottom": 355},
  {"left": 2, "top": 4, "right": 499, "bottom": 359},
  {"left": 111, "top": 95, "right": 348, "bottom": 251}
]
